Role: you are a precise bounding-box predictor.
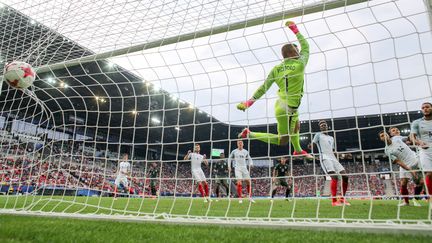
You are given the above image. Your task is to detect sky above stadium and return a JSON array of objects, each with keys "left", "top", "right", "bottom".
[{"left": 3, "top": 0, "right": 432, "bottom": 125}]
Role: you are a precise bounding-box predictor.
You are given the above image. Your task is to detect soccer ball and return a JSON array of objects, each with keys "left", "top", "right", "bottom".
[{"left": 3, "top": 61, "right": 35, "bottom": 89}]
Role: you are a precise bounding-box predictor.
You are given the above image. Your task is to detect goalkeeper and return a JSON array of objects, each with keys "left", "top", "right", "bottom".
[{"left": 237, "top": 21, "right": 312, "bottom": 159}]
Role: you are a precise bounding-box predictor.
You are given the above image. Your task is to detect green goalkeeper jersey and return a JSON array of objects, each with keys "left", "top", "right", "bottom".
[{"left": 252, "top": 33, "right": 309, "bottom": 108}]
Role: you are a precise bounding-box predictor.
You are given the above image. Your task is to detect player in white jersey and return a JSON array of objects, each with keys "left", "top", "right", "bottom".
[
  {"left": 410, "top": 102, "right": 432, "bottom": 201},
  {"left": 114, "top": 154, "right": 132, "bottom": 199},
  {"left": 228, "top": 140, "right": 255, "bottom": 203},
  {"left": 312, "top": 120, "right": 350, "bottom": 206},
  {"left": 388, "top": 127, "right": 411, "bottom": 144},
  {"left": 388, "top": 126, "right": 423, "bottom": 203},
  {"left": 379, "top": 131, "right": 423, "bottom": 206},
  {"left": 184, "top": 144, "right": 211, "bottom": 202}
]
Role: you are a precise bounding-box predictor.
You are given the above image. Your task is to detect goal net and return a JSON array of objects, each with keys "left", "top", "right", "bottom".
[{"left": 0, "top": 0, "right": 431, "bottom": 231}]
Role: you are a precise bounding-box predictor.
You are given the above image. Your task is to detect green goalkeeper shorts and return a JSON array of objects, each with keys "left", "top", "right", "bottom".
[
  {"left": 274, "top": 99, "right": 299, "bottom": 135},
  {"left": 272, "top": 178, "right": 289, "bottom": 188}
]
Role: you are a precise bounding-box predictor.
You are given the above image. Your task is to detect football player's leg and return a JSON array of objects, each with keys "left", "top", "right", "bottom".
[
  {"left": 400, "top": 178, "right": 409, "bottom": 205},
  {"left": 197, "top": 181, "right": 205, "bottom": 197},
  {"left": 246, "top": 101, "right": 288, "bottom": 145},
  {"left": 235, "top": 169, "right": 243, "bottom": 198},
  {"left": 271, "top": 181, "right": 278, "bottom": 198},
  {"left": 328, "top": 172, "right": 339, "bottom": 204},
  {"left": 237, "top": 180, "right": 243, "bottom": 198},
  {"left": 215, "top": 182, "right": 221, "bottom": 198},
  {"left": 339, "top": 169, "right": 350, "bottom": 205},
  {"left": 222, "top": 180, "right": 230, "bottom": 197},
  {"left": 281, "top": 180, "right": 290, "bottom": 198},
  {"left": 414, "top": 176, "right": 424, "bottom": 200},
  {"left": 288, "top": 111, "right": 302, "bottom": 153}
]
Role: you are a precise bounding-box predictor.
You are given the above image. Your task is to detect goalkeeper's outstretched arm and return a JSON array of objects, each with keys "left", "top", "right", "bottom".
[{"left": 286, "top": 21, "right": 309, "bottom": 65}]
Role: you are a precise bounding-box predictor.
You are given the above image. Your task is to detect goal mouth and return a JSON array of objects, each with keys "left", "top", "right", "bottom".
[{"left": 0, "top": 0, "right": 432, "bottom": 232}]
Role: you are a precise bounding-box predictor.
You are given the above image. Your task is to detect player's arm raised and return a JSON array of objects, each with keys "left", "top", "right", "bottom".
[
  {"left": 286, "top": 21, "right": 309, "bottom": 64},
  {"left": 237, "top": 70, "right": 276, "bottom": 111},
  {"left": 272, "top": 167, "right": 276, "bottom": 182},
  {"left": 310, "top": 134, "right": 320, "bottom": 159},
  {"left": 203, "top": 154, "right": 209, "bottom": 167},
  {"left": 184, "top": 150, "right": 191, "bottom": 161}
]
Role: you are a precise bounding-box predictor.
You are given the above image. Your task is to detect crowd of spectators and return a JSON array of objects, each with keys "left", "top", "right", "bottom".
[{"left": 1, "top": 141, "right": 407, "bottom": 198}]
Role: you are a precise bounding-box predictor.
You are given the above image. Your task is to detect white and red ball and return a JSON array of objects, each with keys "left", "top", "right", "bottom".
[{"left": 4, "top": 61, "right": 35, "bottom": 89}]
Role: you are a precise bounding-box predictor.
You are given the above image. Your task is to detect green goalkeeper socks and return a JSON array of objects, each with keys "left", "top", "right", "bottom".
[{"left": 290, "top": 133, "right": 302, "bottom": 152}]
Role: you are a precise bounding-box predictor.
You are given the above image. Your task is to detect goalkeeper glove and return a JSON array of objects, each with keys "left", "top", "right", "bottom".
[
  {"left": 237, "top": 99, "right": 255, "bottom": 111},
  {"left": 285, "top": 21, "right": 299, "bottom": 34}
]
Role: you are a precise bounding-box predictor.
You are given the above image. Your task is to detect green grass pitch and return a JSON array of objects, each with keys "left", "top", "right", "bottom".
[{"left": 0, "top": 196, "right": 431, "bottom": 242}]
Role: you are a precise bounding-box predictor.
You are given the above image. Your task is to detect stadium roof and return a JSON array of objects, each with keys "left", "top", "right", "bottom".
[{"left": 0, "top": 2, "right": 428, "bottom": 159}]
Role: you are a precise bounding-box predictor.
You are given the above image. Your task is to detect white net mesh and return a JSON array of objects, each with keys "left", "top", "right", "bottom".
[{"left": 0, "top": 0, "right": 432, "bottom": 230}]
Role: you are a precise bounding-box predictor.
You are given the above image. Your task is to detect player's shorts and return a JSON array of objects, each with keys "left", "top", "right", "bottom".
[
  {"left": 272, "top": 178, "right": 288, "bottom": 188},
  {"left": 235, "top": 166, "right": 250, "bottom": 180},
  {"left": 321, "top": 158, "right": 345, "bottom": 174},
  {"left": 115, "top": 174, "right": 129, "bottom": 187},
  {"left": 149, "top": 179, "right": 157, "bottom": 187},
  {"left": 419, "top": 148, "right": 432, "bottom": 172},
  {"left": 275, "top": 99, "right": 299, "bottom": 135},
  {"left": 192, "top": 169, "right": 206, "bottom": 182}
]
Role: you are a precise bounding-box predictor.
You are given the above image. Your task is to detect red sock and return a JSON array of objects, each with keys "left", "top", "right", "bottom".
[
  {"left": 401, "top": 185, "right": 409, "bottom": 204},
  {"left": 204, "top": 183, "right": 209, "bottom": 197},
  {"left": 246, "top": 184, "right": 251, "bottom": 197},
  {"left": 342, "top": 180, "right": 348, "bottom": 198},
  {"left": 330, "top": 178, "right": 338, "bottom": 203},
  {"left": 425, "top": 176, "right": 432, "bottom": 196},
  {"left": 198, "top": 184, "right": 205, "bottom": 197},
  {"left": 114, "top": 186, "right": 118, "bottom": 197},
  {"left": 237, "top": 184, "right": 243, "bottom": 198}
]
